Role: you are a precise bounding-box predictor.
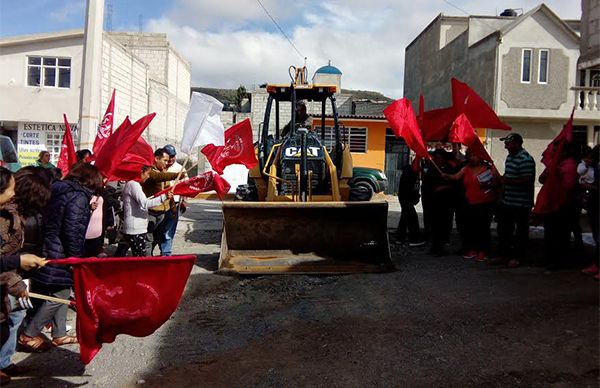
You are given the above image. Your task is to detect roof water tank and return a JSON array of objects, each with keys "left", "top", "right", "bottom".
[{"left": 500, "top": 9, "right": 518, "bottom": 17}]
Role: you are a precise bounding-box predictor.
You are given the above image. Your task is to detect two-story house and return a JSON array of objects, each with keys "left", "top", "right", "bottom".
[
  {"left": 0, "top": 30, "right": 190, "bottom": 166},
  {"left": 404, "top": 3, "right": 598, "bottom": 176}
]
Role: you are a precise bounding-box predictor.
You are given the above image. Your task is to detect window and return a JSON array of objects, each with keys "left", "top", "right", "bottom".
[
  {"left": 538, "top": 49, "right": 549, "bottom": 84},
  {"left": 27, "top": 56, "right": 71, "bottom": 88},
  {"left": 45, "top": 132, "right": 63, "bottom": 163},
  {"left": 521, "top": 49, "right": 532, "bottom": 83},
  {"left": 315, "top": 126, "right": 368, "bottom": 153}
]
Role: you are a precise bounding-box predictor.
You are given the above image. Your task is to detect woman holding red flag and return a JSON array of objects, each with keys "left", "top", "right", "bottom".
[
  {"left": 538, "top": 142, "right": 579, "bottom": 271},
  {"left": 443, "top": 148, "right": 499, "bottom": 262},
  {"left": 122, "top": 166, "right": 173, "bottom": 257},
  {"left": 19, "top": 163, "right": 103, "bottom": 351}
]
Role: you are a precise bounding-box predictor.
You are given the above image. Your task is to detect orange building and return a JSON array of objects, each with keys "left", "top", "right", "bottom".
[{"left": 317, "top": 115, "right": 409, "bottom": 194}]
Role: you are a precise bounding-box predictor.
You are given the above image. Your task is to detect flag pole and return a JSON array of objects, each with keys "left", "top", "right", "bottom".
[
  {"left": 170, "top": 154, "right": 190, "bottom": 191},
  {"left": 429, "top": 158, "right": 442, "bottom": 174},
  {"left": 29, "top": 292, "right": 74, "bottom": 306}
]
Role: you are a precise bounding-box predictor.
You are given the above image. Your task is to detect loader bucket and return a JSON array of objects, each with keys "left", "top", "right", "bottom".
[{"left": 219, "top": 201, "right": 393, "bottom": 274}]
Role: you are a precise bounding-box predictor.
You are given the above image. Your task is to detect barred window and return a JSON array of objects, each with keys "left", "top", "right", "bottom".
[
  {"left": 27, "top": 56, "right": 71, "bottom": 88},
  {"left": 315, "top": 126, "right": 368, "bottom": 153}
]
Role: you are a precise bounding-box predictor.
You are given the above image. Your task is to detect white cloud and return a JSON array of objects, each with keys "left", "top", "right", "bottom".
[
  {"left": 49, "top": 0, "right": 86, "bottom": 23},
  {"left": 147, "top": 0, "right": 581, "bottom": 99}
]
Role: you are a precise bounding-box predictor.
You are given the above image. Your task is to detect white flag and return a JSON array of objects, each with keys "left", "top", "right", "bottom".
[{"left": 181, "top": 92, "right": 225, "bottom": 154}]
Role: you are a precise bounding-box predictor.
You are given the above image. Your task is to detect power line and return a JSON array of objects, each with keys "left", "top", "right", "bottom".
[
  {"left": 256, "top": 0, "right": 304, "bottom": 59},
  {"left": 441, "top": 0, "right": 504, "bottom": 31}
]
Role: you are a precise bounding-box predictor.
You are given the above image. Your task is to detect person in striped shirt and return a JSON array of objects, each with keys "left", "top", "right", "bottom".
[{"left": 495, "top": 133, "right": 535, "bottom": 267}]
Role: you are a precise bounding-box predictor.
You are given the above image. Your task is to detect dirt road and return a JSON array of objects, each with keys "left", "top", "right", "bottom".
[{"left": 10, "top": 200, "right": 599, "bottom": 387}]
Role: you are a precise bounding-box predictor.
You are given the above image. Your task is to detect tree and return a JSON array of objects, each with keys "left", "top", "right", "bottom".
[{"left": 233, "top": 85, "right": 247, "bottom": 123}]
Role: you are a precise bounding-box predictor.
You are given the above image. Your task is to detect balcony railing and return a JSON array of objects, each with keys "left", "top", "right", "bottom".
[{"left": 572, "top": 86, "right": 600, "bottom": 111}]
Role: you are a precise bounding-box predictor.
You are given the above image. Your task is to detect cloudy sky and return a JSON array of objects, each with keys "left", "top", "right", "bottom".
[{"left": 0, "top": 0, "right": 581, "bottom": 98}]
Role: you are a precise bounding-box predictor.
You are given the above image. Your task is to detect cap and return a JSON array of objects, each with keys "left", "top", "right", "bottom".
[
  {"left": 164, "top": 144, "right": 177, "bottom": 157},
  {"left": 499, "top": 133, "right": 523, "bottom": 143}
]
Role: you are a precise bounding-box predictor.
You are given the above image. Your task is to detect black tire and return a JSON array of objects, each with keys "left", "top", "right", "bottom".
[{"left": 349, "top": 181, "right": 374, "bottom": 201}]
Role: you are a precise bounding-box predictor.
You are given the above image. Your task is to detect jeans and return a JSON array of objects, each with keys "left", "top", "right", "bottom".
[
  {"left": 22, "top": 284, "right": 70, "bottom": 339},
  {"left": 158, "top": 206, "right": 179, "bottom": 256},
  {"left": 0, "top": 309, "right": 26, "bottom": 369}
]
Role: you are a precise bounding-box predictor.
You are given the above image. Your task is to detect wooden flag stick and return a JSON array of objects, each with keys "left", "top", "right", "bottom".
[
  {"left": 171, "top": 154, "right": 191, "bottom": 190},
  {"left": 29, "top": 292, "right": 74, "bottom": 306},
  {"left": 429, "top": 158, "right": 443, "bottom": 174}
]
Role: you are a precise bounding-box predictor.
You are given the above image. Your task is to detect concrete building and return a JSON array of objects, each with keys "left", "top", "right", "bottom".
[
  {"left": 578, "top": 0, "right": 600, "bottom": 146},
  {"left": 0, "top": 30, "right": 190, "bottom": 166},
  {"left": 404, "top": 4, "right": 599, "bottom": 176}
]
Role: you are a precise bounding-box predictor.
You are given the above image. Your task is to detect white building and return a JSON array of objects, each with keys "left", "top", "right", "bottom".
[
  {"left": 404, "top": 4, "right": 599, "bottom": 176},
  {"left": 0, "top": 30, "right": 190, "bottom": 166}
]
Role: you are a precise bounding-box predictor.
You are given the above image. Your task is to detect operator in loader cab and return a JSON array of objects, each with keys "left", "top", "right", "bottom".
[{"left": 281, "top": 101, "right": 313, "bottom": 138}]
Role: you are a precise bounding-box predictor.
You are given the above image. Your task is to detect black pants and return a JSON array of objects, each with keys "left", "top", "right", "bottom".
[
  {"left": 84, "top": 236, "right": 104, "bottom": 257},
  {"left": 125, "top": 234, "right": 151, "bottom": 257},
  {"left": 431, "top": 196, "right": 453, "bottom": 252},
  {"left": 464, "top": 202, "right": 494, "bottom": 254},
  {"left": 588, "top": 193, "right": 599, "bottom": 265},
  {"left": 0, "top": 320, "right": 8, "bottom": 349},
  {"left": 397, "top": 200, "right": 421, "bottom": 243},
  {"left": 543, "top": 206, "right": 572, "bottom": 269},
  {"left": 497, "top": 204, "right": 531, "bottom": 259}
]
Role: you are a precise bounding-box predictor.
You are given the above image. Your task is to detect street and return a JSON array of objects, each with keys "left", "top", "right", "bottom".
[{"left": 10, "top": 198, "right": 599, "bottom": 387}]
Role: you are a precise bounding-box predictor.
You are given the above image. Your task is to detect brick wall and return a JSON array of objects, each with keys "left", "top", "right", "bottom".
[
  {"left": 101, "top": 36, "right": 149, "bottom": 131},
  {"left": 100, "top": 33, "right": 190, "bottom": 151}
]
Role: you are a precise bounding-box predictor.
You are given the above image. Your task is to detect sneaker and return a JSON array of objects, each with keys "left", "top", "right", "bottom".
[
  {"left": 475, "top": 252, "right": 487, "bottom": 262},
  {"left": 462, "top": 250, "right": 477, "bottom": 259},
  {"left": 582, "top": 264, "right": 599, "bottom": 275},
  {"left": 408, "top": 240, "right": 426, "bottom": 247},
  {"left": 507, "top": 259, "right": 520, "bottom": 268}
]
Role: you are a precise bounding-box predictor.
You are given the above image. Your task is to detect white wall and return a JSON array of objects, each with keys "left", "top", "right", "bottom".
[
  {"left": 100, "top": 35, "right": 149, "bottom": 133},
  {"left": 0, "top": 35, "right": 83, "bottom": 122}
]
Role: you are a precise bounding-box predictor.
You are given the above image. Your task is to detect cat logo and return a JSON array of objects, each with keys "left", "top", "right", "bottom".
[{"left": 284, "top": 147, "right": 320, "bottom": 158}]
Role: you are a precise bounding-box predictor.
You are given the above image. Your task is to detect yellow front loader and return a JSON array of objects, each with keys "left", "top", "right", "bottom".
[{"left": 218, "top": 67, "right": 393, "bottom": 274}]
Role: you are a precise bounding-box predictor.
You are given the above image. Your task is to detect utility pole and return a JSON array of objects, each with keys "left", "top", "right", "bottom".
[{"left": 78, "top": 0, "right": 105, "bottom": 149}]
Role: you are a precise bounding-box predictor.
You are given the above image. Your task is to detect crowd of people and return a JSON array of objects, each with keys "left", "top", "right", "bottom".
[
  {"left": 0, "top": 144, "right": 186, "bottom": 384},
  {"left": 396, "top": 133, "right": 599, "bottom": 276}
]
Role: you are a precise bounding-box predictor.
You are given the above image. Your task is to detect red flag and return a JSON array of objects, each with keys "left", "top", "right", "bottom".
[
  {"left": 534, "top": 110, "right": 575, "bottom": 214},
  {"left": 384, "top": 98, "right": 430, "bottom": 159},
  {"left": 93, "top": 89, "right": 116, "bottom": 156},
  {"left": 541, "top": 108, "right": 574, "bottom": 166},
  {"left": 57, "top": 114, "right": 77, "bottom": 176},
  {"left": 449, "top": 114, "right": 493, "bottom": 164},
  {"left": 451, "top": 78, "right": 511, "bottom": 131},
  {"left": 418, "top": 106, "right": 456, "bottom": 142},
  {"left": 153, "top": 171, "right": 231, "bottom": 199},
  {"left": 95, "top": 113, "right": 156, "bottom": 179},
  {"left": 201, "top": 118, "right": 257, "bottom": 174},
  {"left": 49, "top": 255, "right": 195, "bottom": 364},
  {"left": 107, "top": 134, "right": 155, "bottom": 182}
]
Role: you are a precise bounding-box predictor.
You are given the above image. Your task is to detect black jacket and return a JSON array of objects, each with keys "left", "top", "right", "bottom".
[{"left": 33, "top": 180, "right": 92, "bottom": 287}]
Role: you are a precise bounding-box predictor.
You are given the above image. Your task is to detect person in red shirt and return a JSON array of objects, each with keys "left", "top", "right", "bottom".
[
  {"left": 539, "top": 142, "right": 579, "bottom": 270},
  {"left": 443, "top": 148, "right": 499, "bottom": 262}
]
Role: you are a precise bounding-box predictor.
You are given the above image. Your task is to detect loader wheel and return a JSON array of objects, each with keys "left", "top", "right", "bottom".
[{"left": 349, "top": 181, "right": 374, "bottom": 201}]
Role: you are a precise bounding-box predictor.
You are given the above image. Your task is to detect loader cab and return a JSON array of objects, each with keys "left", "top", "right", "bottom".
[{"left": 259, "top": 83, "right": 343, "bottom": 174}]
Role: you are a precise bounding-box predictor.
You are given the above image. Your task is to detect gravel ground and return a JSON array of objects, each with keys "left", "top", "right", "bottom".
[{"left": 9, "top": 198, "right": 599, "bottom": 387}]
